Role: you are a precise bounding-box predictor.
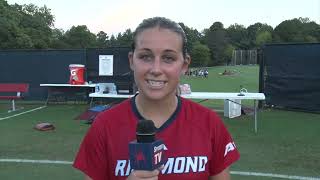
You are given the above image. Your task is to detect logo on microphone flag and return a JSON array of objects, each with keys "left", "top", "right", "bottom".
[
  {"left": 135, "top": 150, "right": 147, "bottom": 168},
  {"left": 129, "top": 140, "right": 167, "bottom": 170}
]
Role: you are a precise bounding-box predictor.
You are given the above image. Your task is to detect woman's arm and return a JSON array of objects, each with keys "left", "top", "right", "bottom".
[{"left": 209, "top": 168, "right": 230, "bottom": 180}]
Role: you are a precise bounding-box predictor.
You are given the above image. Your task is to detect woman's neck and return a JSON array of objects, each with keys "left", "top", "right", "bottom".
[{"left": 135, "top": 94, "right": 178, "bottom": 128}]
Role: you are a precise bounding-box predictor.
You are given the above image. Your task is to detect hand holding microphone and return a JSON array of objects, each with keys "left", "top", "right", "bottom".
[
  {"left": 128, "top": 119, "right": 166, "bottom": 179},
  {"left": 127, "top": 169, "right": 161, "bottom": 180}
]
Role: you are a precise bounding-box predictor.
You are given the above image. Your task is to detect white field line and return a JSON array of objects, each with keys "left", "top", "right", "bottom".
[
  {"left": 0, "top": 158, "right": 319, "bottom": 179},
  {"left": 0, "top": 106, "right": 46, "bottom": 121},
  {"left": 230, "top": 171, "right": 320, "bottom": 180},
  {"left": 0, "top": 159, "right": 72, "bottom": 165}
]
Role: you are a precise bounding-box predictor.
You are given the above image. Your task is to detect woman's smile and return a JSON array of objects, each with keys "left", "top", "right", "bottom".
[{"left": 146, "top": 79, "right": 167, "bottom": 89}]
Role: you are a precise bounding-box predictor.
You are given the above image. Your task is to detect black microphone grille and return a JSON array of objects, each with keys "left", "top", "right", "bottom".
[{"left": 136, "top": 119, "right": 156, "bottom": 143}]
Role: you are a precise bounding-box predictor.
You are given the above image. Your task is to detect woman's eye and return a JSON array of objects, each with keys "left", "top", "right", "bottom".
[
  {"left": 139, "top": 54, "right": 153, "bottom": 62},
  {"left": 163, "top": 56, "right": 175, "bottom": 63}
]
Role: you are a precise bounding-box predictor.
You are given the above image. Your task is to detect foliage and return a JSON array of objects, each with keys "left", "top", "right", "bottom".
[
  {"left": 255, "top": 31, "right": 272, "bottom": 46},
  {"left": 0, "top": 1, "right": 54, "bottom": 49},
  {"left": 63, "top": 25, "right": 97, "bottom": 48},
  {"left": 1, "top": 0, "right": 319, "bottom": 66},
  {"left": 108, "top": 34, "right": 118, "bottom": 47},
  {"left": 115, "top": 29, "right": 133, "bottom": 47},
  {"left": 226, "top": 23, "right": 249, "bottom": 49},
  {"left": 273, "top": 17, "right": 320, "bottom": 43},
  {"left": 223, "top": 44, "right": 235, "bottom": 65},
  {"left": 179, "top": 23, "right": 202, "bottom": 53},
  {"left": 96, "top": 31, "right": 109, "bottom": 48},
  {"left": 190, "top": 41, "right": 211, "bottom": 67},
  {"left": 247, "top": 23, "right": 273, "bottom": 48},
  {"left": 50, "top": 28, "right": 68, "bottom": 48},
  {"left": 203, "top": 21, "right": 229, "bottom": 65}
]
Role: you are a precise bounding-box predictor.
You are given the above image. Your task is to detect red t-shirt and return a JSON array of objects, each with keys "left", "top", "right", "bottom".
[{"left": 73, "top": 96, "right": 240, "bottom": 180}]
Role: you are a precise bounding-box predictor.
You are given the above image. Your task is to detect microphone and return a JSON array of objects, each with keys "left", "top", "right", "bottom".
[{"left": 129, "top": 119, "right": 166, "bottom": 170}]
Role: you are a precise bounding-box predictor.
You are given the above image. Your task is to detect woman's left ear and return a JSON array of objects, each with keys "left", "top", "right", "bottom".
[
  {"left": 128, "top": 51, "right": 134, "bottom": 71},
  {"left": 182, "top": 54, "right": 191, "bottom": 74}
]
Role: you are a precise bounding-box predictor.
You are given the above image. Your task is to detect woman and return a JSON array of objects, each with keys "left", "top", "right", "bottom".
[{"left": 73, "top": 17, "right": 240, "bottom": 180}]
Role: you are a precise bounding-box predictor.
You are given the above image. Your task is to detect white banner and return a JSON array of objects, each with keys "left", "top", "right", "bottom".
[{"left": 99, "top": 55, "right": 114, "bottom": 76}]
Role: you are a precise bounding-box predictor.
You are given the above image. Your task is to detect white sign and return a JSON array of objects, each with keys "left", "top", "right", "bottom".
[{"left": 99, "top": 55, "right": 114, "bottom": 76}]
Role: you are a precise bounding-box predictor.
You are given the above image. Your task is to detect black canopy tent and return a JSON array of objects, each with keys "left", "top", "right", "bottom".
[{"left": 259, "top": 43, "right": 320, "bottom": 112}]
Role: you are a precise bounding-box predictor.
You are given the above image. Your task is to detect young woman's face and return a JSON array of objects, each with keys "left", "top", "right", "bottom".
[{"left": 129, "top": 27, "right": 190, "bottom": 101}]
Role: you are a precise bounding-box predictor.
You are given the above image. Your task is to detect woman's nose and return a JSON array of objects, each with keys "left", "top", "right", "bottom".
[{"left": 150, "top": 57, "right": 162, "bottom": 75}]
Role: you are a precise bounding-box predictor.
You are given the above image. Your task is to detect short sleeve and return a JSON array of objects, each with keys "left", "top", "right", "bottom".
[
  {"left": 209, "top": 113, "right": 240, "bottom": 176},
  {"left": 73, "top": 117, "right": 110, "bottom": 180}
]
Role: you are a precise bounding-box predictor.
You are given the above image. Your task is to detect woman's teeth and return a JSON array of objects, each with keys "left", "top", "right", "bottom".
[{"left": 148, "top": 80, "right": 165, "bottom": 87}]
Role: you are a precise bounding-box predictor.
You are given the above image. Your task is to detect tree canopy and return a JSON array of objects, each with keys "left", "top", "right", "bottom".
[{"left": 1, "top": 0, "right": 320, "bottom": 66}]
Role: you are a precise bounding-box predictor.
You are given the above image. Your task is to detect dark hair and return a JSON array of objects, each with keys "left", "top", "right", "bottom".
[{"left": 131, "top": 17, "right": 188, "bottom": 58}]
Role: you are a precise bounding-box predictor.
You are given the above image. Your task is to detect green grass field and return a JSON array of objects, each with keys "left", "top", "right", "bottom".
[{"left": 1, "top": 65, "right": 319, "bottom": 179}]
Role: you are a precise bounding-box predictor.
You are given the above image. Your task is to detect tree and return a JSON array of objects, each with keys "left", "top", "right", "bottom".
[
  {"left": 2, "top": 0, "right": 319, "bottom": 51},
  {"left": 107, "top": 34, "right": 118, "bottom": 47},
  {"left": 63, "top": 25, "right": 97, "bottom": 48},
  {"left": 304, "top": 35, "right": 318, "bottom": 42},
  {"left": 0, "top": 0, "right": 55, "bottom": 49},
  {"left": 273, "top": 17, "right": 319, "bottom": 43},
  {"left": 203, "top": 21, "right": 228, "bottom": 65},
  {"left": 190, "top": 41, "right": 211, "bottom": 67},
  {"left": 247, "top": 23, "right": 273, "bottom": 48},
  {"left": 209, "top": 22, "right": 224, "bottom": 31},
  {"left": 116, "top": 29, "right": 133, "bottom": 47},
  {"left": 179, "top": 23, "right": 202, "bottom": 53},
  {"left": 273, "top": 18, "right": 303, "bottom": 42},
  {"left": 256, "top": 31, "right": 272, "bottom": 46},
  {"left": 223, "top": 44, "right": 235, "bottom": 65},
  {"left": 96, "top": 31, "right": 109, "bottom": 48},
  {"left": 15, "top": 3, "right": 54, "bottom": 48},
  {"left": 226, "top": 23, "right": 249, "bottom": 49},
  {"left": 0, "top": 0, "right": 34, "bottom": 48},
  {"left": 300, "top": 19, "right": 320, "bottom": 42},
  {"left": 50, "top": 28, "right": 69, "bottom": 48}
]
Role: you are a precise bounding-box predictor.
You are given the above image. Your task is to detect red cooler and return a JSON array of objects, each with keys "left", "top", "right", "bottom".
[{"left": 69, "top": 64, "right": 85, "bottom": 85}]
